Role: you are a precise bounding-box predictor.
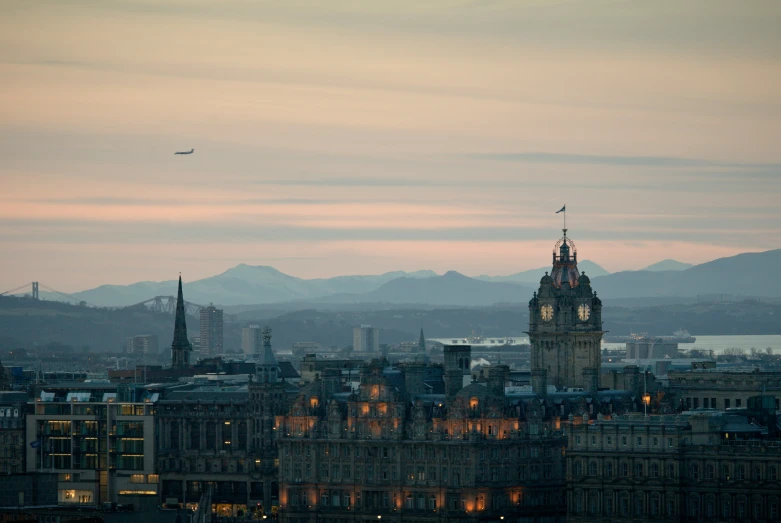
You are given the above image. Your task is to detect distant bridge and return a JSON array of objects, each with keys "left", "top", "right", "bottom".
[
  {"left": 125, "top": 296, "right": 204, "bottom": 317},
  {"left": 1, "top": 282, "right": 203, "bottom": 316},
  {"left": 1, "top": 281, "right": 84, "bottom": 304}
]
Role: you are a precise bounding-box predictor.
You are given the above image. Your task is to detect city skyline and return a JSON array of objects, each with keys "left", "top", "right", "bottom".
[{"left": 2, "top": 1, "right": 781, "bottom": 291}]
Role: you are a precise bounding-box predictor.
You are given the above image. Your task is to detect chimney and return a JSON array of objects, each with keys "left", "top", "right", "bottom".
[
  {"left": 532, "top": 368, "right": 547, "bottom": 396},
  {"left": 487, "top": 365, "right": 509, "bottom": 397},
  {"left": 321, "top": 368, "right": 341, "bottom": 398},
  {"left": 445, "top": 369, "right": 464, "bottom": 399},
  {"left": 404, "top": 362, "right": 427, "bottom": 398}
]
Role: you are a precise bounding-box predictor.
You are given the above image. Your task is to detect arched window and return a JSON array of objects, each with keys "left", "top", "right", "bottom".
[
  {"left": 574, "top": 461, "right": 583, "bottom": 476},
  {"left": 588, "top": 461, "right": 598, "bottom": 476},
  {"left": 605, "top": 461, "right": 613, "bottom": 478}
]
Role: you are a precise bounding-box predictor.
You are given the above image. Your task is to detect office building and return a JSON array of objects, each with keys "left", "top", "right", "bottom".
[{"left": 25, "top": 394, "right": 157, "bottom": 507}]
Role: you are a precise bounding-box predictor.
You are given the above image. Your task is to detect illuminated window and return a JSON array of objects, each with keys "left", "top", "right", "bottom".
[
  {"left": 147, "top": 474, "right": 159, "bottom": 483},
  {"left": 130, "top": 474, "right": 145, "bottom": 484}
]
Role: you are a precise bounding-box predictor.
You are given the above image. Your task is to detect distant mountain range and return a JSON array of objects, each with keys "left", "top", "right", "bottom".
[
  {"left": 641, "top": 259, "right": 693, "bottom": 272},
  {"left": 476, "top": 260, "right": 610, "bottom": 284},
  {"left": 23, "top": 251, "right": 781, "bottom": 307}
]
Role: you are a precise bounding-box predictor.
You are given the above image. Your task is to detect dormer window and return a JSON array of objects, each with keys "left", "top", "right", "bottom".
[
  {"left": 470, "top": 397, "right": 479, "bottom": 410},
  {"left": 310, "top": 397, "right": 319, "bottom": 409}
]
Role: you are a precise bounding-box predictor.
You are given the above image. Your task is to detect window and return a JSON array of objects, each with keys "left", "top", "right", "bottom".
[
  {"left": 689, "top": 497, "right": 700, "bottom": 517},
  {"left": 147, "top": 474, "right": 158, "bottom": 484},
  {"left": 620, "top": 463, "right": 628, "bottom": 477},
  {"left": 429, "top": 496, "right": 436, "bottom": 510},
  {"left": 754, "top": 466, "right": 761, "bottom": 481},
  {"left": 621, "top": 436, "right": 627, "bottom": 447},
  {"left": 736, "top": 399, "right": 742, "bottom": 408},
  {"left": 723, "top": 465, "right": 730, "bottom": 480},
  {"left": 770, "top": 466, "right": 778, "bottom": 481},
  {"left": 637, "top": 437, "right": 643, "bottom": 447},
  {"left": 605, "top": 462, "right": 613, "bottom": 478},
  {"left": 651, "top": 497, "right": 659, "bottom": 517},
  {"left": 668, "top": 438, "right": 673, "bottom": 448},
  {"left": 722, "top": 498, "right": 731, "bottom": 519},
  {"left": 606, "top": 436, "right": 612, "bottom": 446},
  {"left": 667, "top": 463, "right": 675, "bottom": 478},
  {"left": 620, "top": 497, "right": 629, "bottom": 516},
  {"left": 653, "top": 437, "right": 658, "bottom": 447},
  {"left": 725, "top": 398, "right": 731, "bottom": 409},
  {"left": 737, "top": 465, "right": 745, "bottom": 480},
  {"left": 605, "top": 496, "right": 613, "bottom": 515},
  {"left": 691, "top": 464, "right": 699, "bottom": 480},
  {"left": 635, "top": 496, "right": 644, "bottom": 516},
  {"left": 591, "top": 436, "right": 596, "bottom": 446},
  {"left": 574, "top": 461, "right": 583, "bottom": 477},
  {"left": 651, "top": 463, "right": 659, "bottom": 478},
  {"left": 635, "top": 463, "right": 644, "bottom": 478},
  {"left": 130, "top": 475, "right": 144, "bottom": 484},
  {"left": 588, "top": 461, "right": 597, "bottom": 476}
]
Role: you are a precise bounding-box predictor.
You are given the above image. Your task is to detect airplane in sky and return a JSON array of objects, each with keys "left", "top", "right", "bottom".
[{"left": 174, "top": 148, "right": 194, "bottom": 155}]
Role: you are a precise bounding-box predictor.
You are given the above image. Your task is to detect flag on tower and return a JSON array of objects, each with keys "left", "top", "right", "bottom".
[{"left": 556, "top": 205, "right": 566, "bottom": 214}]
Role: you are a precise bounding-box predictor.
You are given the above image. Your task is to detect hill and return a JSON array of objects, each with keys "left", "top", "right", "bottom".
[
  {"left": 318, "top": 271, "right": 533, "bottom": 306},
  {"left": 477, "top": 260, "right": 609, "bottom": 284},
  {"left": 592, "top": 249, "right": 781, "bottom": 299},
  {"left": 69, "top": 265, "right": 438, "bottom": 307},
  {"left": 641, "top": 259, "right": 693, "bottom": 271}
]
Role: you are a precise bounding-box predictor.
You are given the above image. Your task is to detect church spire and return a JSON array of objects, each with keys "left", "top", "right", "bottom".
[{"left": 171, "top": 275, "right": 192, "bottom": 368}]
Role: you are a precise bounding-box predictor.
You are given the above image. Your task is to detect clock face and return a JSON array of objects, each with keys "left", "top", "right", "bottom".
[
  {"left": 578, "top": 304, "right": 591, "bottom": 321},
  {"left": 541, "top": 304, "right": 554, "bottom": 321}
]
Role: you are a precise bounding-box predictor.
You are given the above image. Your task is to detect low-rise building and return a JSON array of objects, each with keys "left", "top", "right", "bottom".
[
  {"left": 666, "top": 369, "right": 781, "bottom": 410},
  {"left": 566, "top": 400, "right": 781, "bottom": 522}
]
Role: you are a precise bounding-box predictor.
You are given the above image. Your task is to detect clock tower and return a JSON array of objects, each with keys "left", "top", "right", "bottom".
[{"left": 528, "top": 229, "right": 603, "bottom": 394}]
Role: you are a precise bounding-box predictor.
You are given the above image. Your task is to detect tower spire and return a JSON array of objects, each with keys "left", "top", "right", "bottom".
[{"left": 171, "top": 275, "right": 192, "bottom": 368}]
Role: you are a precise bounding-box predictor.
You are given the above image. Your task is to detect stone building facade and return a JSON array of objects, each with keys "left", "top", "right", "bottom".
[
  {"left": 566, "top": 407, "right": 781, "bottom": 522},
  {"left": 0, "top": 391, "right": 26, "bottom": 475},
  {"left": 157, "top": 327, "right": 290, "bottom": 518},
  {"left": 528, "top": 231, "right": 603, "bottom": 394},
  {"left": 276, "top": 350, "right": 571, "bottom": 523}
]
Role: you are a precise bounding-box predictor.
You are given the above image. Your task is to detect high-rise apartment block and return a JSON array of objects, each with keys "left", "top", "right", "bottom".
[
  {"left": 200, "top": 305, "right": 223, "bottom": 359},
  {"left": 124, "top": 335, "right": 159, "bottom": 356},
  {"left": 353, "top": 325, "right": 380, "bottom": 353},
  {"left": 242, "top": 325, "right": 262, "bottom": 357}
]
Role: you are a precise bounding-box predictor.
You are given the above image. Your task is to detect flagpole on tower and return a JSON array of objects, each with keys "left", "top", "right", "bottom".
[{"left": 556, "top": 205, "right": 567, "bottom": 236}]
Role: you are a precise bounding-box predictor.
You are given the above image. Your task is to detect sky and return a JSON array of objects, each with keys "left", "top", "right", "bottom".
[{"left": 1, "top": 0, "right": 781, "bottom": 293}]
